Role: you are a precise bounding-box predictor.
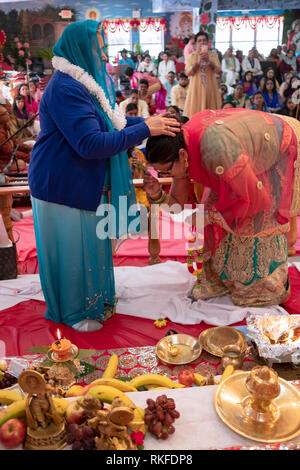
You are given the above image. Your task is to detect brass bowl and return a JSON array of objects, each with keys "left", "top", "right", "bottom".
[
  {"left": 156, "top": 334, "right": 202, "bottom": 365},
  {"left": 200, "top": 327, "right": 247, "bottom": 357}
]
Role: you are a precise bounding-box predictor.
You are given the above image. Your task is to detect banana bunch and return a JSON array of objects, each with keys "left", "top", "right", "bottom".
[
  {"left": 0, "top": 389, "right": 23, "bottom": 405},
  {"left": 102, "top": 354, "right": 118, "bottom": 379},
  {"left": 220, "top": 365, "right": 235, "bottom": 383},
  {"left": 0, "top": 400, "right": 26, "bottom": 427},
  {"left": 52, "top": 397, "right": 71, "bottom": 416},
  {"left": 85, "top": 378, "right": 137, "bottom": 393},
  {"left": 129, "top": 374, "right": 185, "bottom": 390},
  {"left": 86, "top": 385, "right": 145, "bottom": 434}
]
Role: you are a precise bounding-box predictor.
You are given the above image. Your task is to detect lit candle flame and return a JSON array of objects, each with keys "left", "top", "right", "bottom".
[{"left": 56, "top": 328, "right": 61, "bottom": 340}]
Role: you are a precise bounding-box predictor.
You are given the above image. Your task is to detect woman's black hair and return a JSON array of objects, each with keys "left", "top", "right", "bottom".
[
  {"left": 243, "top": 70, "right": 254, "bottom": 82},
  {"left": 262, "top": 77, "right": 276, "bottom": 94},
  {"left": 125, "top": 66, "right": 134, "bottom": 77},
  {"left": 167, "top": 105, "right": 180, "bottom": 114},
  {"left": 277, "top": 96, "right": 298, "bottom": 118},
  {"left": 146, "top": 116, "right": 185, "bottom": 165},
  {"left": 13, "top": 95, "right": 28, "bottom": 118},
  {"left": 29, "top": 79, "right": 37, "bottom": 90},
  {"left": 284, "top": 75, "right": 299, "bottom": 98},
  {"left": 139, "top": 78, "right": 149, "bottom": 87},
  {"left": 18, "top": 82, "right": 32, "bottom": 104}
]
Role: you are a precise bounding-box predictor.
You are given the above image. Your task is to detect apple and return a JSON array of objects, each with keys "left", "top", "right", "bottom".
[
  {"left": 0, "top": 419, "right": 26, "bottom": 448},
  {"left": 65, "top": 400, "right": 86, "bottom": 425},
  {"left": 178, "top": 369, "right": 194, "bottom": 386}
]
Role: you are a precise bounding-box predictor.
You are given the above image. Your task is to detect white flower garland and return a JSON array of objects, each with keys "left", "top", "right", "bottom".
[{"left": 52, "top": 56, "right": 127, "bottom": 131}]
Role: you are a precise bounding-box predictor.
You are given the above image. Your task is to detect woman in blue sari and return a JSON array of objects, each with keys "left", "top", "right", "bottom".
[
  {"left": 262, "top": 78, "right": 282, "bottom": 113},
  {"left": 28, "top": 20, "right": 180, "bottom": 331}
]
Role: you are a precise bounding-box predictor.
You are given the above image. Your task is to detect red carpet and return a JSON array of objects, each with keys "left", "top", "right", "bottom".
[
  {"left": 1, "top": 266, "right": 300, "bottom": 357},
  {"left": 2, "top": 212, "right": 299, "bottom": 357},
  {"left": 15, "top": 211, "right": 189, "bottom": 273}
]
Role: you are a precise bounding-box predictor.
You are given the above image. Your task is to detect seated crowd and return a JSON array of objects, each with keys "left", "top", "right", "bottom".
[
  {"left": 112, "top": 41, "right": 299, "bottom": 128},
  {"left": 0, "top": 73, "right": 41, "bottom": 172}
]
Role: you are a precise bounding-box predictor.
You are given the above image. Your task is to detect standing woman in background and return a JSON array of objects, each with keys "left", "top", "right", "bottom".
[{"left": 28, "top": 20, "right": 180, "bottom": 331}]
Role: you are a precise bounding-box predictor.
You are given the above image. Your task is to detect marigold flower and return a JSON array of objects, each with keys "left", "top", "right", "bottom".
[{"left": 154, "top": 318, "right": 167, "bottom": 328}]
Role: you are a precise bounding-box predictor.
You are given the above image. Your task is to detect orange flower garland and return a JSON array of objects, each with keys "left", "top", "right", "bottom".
[{"left": 187, "top": 229, "right": 204, "bottom": 285}]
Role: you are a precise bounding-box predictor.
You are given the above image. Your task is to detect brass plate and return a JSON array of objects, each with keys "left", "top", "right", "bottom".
[
  {"left": 47, "top": 344, "right": 79, "bottom": 363},
  {"left": 156, "top": 334, "right": 202, "bottom": 365},
  {"left": 215, "top": 371, "right": 300, "bottom": 443},
  {"left": 199, "top": 327, "right": 247, "bottom": 357}
]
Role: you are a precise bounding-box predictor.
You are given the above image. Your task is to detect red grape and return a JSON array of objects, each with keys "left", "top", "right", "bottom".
[
  {"left": 152, "top": 421, "right": 163, "bottom": 436},
  {"left": 170, "top": 409, "right": 180, "bottom": 419},
  {"left": 164, "top": 412, "right": 174, "bottom": 426}
]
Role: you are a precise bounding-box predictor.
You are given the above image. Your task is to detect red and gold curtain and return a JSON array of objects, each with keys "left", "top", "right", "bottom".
[
  {"left": 216, "top": 15, "right": 284, "bottom": 31},
  {"left": 103, "top": 17, "right": 167, "bottom": 34}
]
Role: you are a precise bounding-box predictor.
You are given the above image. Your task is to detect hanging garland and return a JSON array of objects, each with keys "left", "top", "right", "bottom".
[
  {"left": 187, "top": 229, "right": 204, "bottom": 286},
  {"left": 216, "top": 15, "right": 284, "bottom": 31},
  {"left": 103, "top": 17, "right": 167, "bottom": 34}
]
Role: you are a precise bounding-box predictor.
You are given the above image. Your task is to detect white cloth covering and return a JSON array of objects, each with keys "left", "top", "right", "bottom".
[{"left": 0, "top": 262, "right": 289, "bottom": 325}]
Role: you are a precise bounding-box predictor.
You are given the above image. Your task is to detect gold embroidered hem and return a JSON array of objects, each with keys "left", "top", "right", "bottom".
[{"left": 191, "top": 233, "right": 289, "bottom": 307}]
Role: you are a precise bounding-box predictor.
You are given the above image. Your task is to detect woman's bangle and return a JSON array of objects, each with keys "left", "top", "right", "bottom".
[{"left": 148, "top": 189, "right": 167, "bottom": 205}]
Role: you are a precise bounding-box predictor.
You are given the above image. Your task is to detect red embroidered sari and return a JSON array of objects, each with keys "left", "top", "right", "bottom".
[{"left": 182, "top": 109, "right": 300, "bottom": 306}]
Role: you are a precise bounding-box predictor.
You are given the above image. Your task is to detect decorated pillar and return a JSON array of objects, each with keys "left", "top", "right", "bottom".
[{"left": 196, "top": 0, "right": 218, "bottom": 49}]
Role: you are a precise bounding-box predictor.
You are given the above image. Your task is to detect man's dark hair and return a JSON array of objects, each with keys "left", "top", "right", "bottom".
[
  {"left": 116, "top": 90, "right": 123, "bottom": 97},
  {"left": 130, "top": 88, "right": 139, "bottom": 95},
  {"left": 222, "top": 101, "right": 236, "bottom": 108},
  {"left": 168, "top": 71, "right": 175, "bottom": 75},
  {"left": 125, "top": 102, "right": 138, "bottom": 113},
  {"left": 179, "top": 71, "right": 188, "bottom": 79},
  {"left": 195, "top": 31, "right": 209, "bottom": 43}
]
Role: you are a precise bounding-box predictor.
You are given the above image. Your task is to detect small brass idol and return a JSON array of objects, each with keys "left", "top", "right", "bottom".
[
  {"left": 241, "top": 366, "right": 281, "bottom": 424},
  {"left": 18, "top": 370, "right": 67, "bottom": 450}
]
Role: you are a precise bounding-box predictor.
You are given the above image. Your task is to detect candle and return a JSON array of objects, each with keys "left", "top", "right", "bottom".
[{"left": 51, "top": 328, "right": 72, "bottom": 359}]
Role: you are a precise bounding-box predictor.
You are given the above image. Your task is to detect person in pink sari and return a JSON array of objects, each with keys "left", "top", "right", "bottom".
[
  {"left": 125, "top": 66, "right": 167, "bottom": 112},
  {"left": 18, "top": 83, "right": 39, "bottom": 115}
]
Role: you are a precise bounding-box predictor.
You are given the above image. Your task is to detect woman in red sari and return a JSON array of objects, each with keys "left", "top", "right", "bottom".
[
  {"left": 143, "top": 108, "right": 300, "bottom": 307},
  {"left": 125, "top": 66, "right": 167, "bottom": 112}
]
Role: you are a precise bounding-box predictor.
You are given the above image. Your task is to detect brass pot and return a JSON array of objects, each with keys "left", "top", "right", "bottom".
[{"left": 221, "top": 344, "right": 244, "bottom": 370}]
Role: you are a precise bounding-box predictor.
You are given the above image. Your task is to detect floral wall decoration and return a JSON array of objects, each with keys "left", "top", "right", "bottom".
[{"left": 198, "top": 1, "right": 218, "bottom": 48}]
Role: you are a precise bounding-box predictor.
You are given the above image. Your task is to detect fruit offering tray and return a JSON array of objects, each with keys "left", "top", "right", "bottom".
[{"left": 1, "top": 345, "right": 259, "bottom": 386}]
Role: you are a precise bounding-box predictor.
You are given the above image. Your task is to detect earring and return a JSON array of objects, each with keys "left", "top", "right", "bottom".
[{"left": 184, "top": 158, "right": 189, "bottom": 168}]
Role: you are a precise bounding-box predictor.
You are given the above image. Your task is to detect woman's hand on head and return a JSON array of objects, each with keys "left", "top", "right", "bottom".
[{"left": 145, "top": 115, "right": 181, "bottom": 137}]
